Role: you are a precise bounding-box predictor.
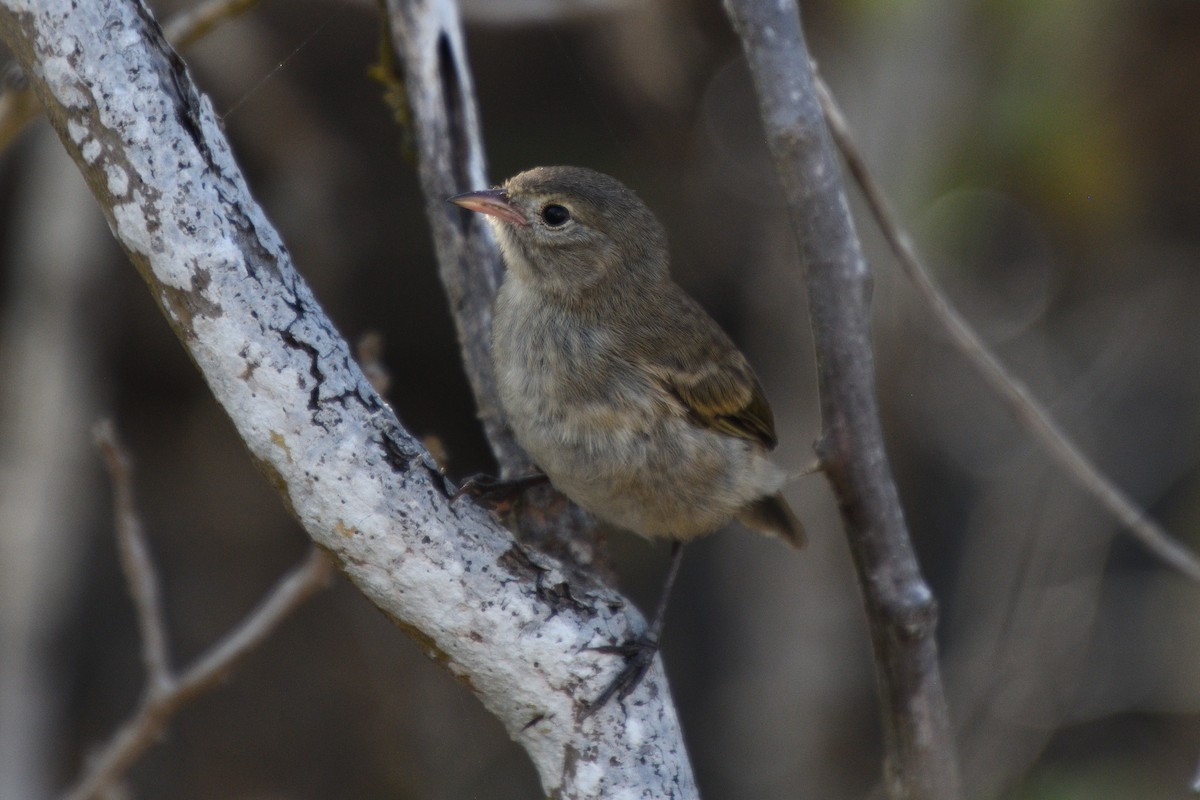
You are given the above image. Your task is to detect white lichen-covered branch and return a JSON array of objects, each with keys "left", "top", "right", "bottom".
[{"left": 0, "top": 0, "right": 696, "bottom": 796}]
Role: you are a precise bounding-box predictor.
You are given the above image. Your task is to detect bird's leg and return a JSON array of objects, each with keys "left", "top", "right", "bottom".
[
  {"left": 584, "top": 540, "right": 685, "bottom": 716},
  {"left": 452, "top": 472, "right": 549, "bottom": 507}
]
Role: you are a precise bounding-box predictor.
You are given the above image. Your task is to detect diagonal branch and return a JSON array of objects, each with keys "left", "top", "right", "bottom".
[
  {"left": 0, "top": 0, "right": 695, "bottom": 796},
  {"left": 62, "top": 549, "right": 332, "bottom": 800},
  {"left": 813, "top": 75, "right": 1200, "bottom": 584},
  {"left": 173, "top": 548, "right": 331, "bottom": 702},
  {"left": 723, "top": 2, "right": 962, "bottom": 799}
]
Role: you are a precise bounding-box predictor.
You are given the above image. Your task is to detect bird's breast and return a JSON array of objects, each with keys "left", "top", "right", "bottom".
[
  {"left": 492, "top": 280, "right": 666, "bottom": 459},
  {"left": 490, "top": 278, "right": 786, "bottom": 539}
]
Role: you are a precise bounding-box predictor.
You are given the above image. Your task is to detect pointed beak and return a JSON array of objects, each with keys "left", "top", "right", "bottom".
[{"left": 447, "top": 188, "right": 528, "bottom": 227}]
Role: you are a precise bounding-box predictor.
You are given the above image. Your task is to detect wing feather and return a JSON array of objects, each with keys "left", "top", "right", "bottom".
[{"left": 642, "top": 293, "right": 778, "bottom": 450}]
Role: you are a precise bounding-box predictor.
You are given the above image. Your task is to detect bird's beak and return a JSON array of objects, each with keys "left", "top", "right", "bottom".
[{"left": 447, "top": 188, "right": 528, "bottom": 227}]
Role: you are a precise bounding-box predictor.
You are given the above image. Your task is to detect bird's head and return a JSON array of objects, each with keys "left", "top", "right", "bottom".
[{"left": 449, "top": 166, "right": 668, "bottom": 297}]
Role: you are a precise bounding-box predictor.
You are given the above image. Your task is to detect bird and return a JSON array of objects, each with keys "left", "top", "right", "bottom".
[{"left": 449, "top": 166, "right": 803, "bottom": 712}]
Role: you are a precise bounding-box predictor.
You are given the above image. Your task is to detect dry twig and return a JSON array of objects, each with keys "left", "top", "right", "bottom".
[
  {"left": 94, "top": 420, "right": 173, "bottom": 689},
  {"left": 812, "top": 75, "right": 1200, "bottom": 584},
  {"left": 65, "top": 421, "right": 332, "bottom": 800}
]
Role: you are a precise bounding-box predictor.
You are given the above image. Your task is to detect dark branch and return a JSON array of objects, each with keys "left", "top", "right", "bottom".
[
  {"left": 723, "top": 2, "right": 962, "bottom": 799},
  {"left": 379, "top": 0, "right": 522, "bottom": 473}
]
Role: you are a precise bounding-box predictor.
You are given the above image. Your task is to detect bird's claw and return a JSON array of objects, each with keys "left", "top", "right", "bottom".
[
  {"left": 582, "top": 635, "right": 660, "bottom": 717},
  {"left": 452, "top": 473, "right": 548, "bottom": 507}
]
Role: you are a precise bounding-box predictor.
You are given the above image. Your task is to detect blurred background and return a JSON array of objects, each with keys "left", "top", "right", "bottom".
[{"left": 2, "top": 0, "right": 1200, "bottom": 797}]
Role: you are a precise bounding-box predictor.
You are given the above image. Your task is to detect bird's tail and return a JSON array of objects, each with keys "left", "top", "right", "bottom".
[{"left": 738, "top": 493, "right": 806, "bottom": 548}]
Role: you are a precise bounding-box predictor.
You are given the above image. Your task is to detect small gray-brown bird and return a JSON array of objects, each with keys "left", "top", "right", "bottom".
[{"left": 449, "top": 166, "right": 803, "bottom": 710}]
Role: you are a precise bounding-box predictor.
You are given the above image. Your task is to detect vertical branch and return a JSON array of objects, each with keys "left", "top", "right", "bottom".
[
  {"left": 380, "top": 0, "right": 525, "bottom": 474},
  {"left": 723, "top": 2, "right": 962, "bottom": 799},
  {"left": 381, "top": 0, "right": 606, "bottom": 572}
]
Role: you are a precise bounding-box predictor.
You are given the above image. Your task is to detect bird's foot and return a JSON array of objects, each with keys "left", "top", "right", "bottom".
[
  {"left": 582, "top": 634, "right": 660, "bottom": 717},
  {"left": 452, "top": 473, "right": 548, "bottom": 509}
]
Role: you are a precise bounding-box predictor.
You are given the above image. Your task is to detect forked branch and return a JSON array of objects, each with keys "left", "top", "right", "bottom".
[{"left": 65, "top": 421, "right": 331, "bottom": 800}]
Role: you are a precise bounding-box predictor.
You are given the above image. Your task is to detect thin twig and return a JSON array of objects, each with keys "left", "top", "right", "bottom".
[
  {"left": 0, "top": 0, "right": 262, "bottom": 152},
  {"left": 93, "top": 420, "right": 173, "bottom": 690},
  {"left": 174, "top": 547, "right": 332, "bottom": 702},
  {"left": 65, "top": 421, "right": 332, "bottom": 800},
  {"left": 63, "top": 549, "right": 331, "bottom": 800},
  {"left": 813, "top": 74, "right": 1200, "bottom": 584}
]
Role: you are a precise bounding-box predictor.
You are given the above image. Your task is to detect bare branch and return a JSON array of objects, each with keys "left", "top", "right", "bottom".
[
  {"left": 0, "top": 0, "right": 695, "bottom": 796},
  {"left": 379, "top": 0, "right": 524, "bottom": 474},
  {"left": 61, "top": 547, "right": 331, "bottom": 800},
  {"left": 813, "top": 75, "right": 1200, "bottom": 584},
  {"left": 381, "top": 0, "right": 609, "bottom": 574},
  {"left": 92, "top": 420, "right": 173, "bottom": 691},
  {"left": 66, "top": 418, "right": 331, "bottom": 800},
  {"left": 174, "top": 548, "right": 332, "bottom": 703},
  {"left": 723, "top": 2, "right": 962, "bottom": 799}
]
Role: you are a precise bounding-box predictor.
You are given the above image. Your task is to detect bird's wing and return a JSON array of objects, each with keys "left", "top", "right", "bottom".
[{"left": 644, "top": 295, "right": 778, "bottom": 450}]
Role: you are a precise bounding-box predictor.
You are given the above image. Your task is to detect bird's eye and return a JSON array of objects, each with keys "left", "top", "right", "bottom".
[{"left": 540, "top": 204, "right": 571, "bottom": 227}]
